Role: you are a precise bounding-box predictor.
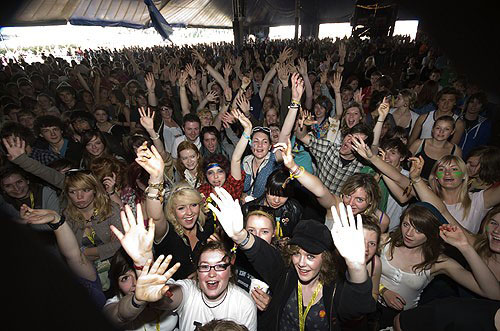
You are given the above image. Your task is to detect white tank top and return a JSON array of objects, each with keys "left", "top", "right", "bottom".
[
  {"left": 380, "top": 244, "right": 433, "bottom": 310},
  {"left": 420, "top": 110, "right": 459, "bottom": 140}
]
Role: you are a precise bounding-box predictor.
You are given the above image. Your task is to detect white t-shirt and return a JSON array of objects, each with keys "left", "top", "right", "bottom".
[
  {"left": 386, "top": 169, "right": 409, "bottom": 231},
  {"left": 174, "top": 279, "right": 257, "bottom": 331},
  {"left": 171, "top": 135, "right": 201, "bottom": 159},
  {"left": 162, "top": 125, "right": 183, "bottom": 155},
  {"left": 104, "top": 295, "right": 178, "bottom": 331},
  {"left": 444, "top": 190, "right": 490, "bottom": 234}
]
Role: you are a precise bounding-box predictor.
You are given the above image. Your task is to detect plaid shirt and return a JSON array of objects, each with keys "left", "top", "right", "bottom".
[
  {"left": 29, "top": 148, "right": 61, "bottom": 166},
  {"left": 198, "top": 170, "right": 245, "bottom": 202},
  {"left": 306, "top": 136, "right": 364, "bottom": 195}
]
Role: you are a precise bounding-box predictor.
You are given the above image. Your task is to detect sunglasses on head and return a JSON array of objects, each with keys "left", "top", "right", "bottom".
[{"left": 252, "top": 126, "right": 271, "bottom": 134}]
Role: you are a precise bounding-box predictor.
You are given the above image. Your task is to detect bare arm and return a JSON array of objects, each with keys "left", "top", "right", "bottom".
[
  {"left": 230, "top": 109, "right": 252, "bottom": 181},
  {"left": 450, "top": 119, "right": 465, "bottom": 145},
  {"left": 179, "top": 71, "right": 191, "bottom": 116},
  {"left": 297, "top": 58, "right": 313, "bottom": 109},
  {"left": 259, "top": 64, "right": 277, "bottom": 101},
  {"left": 145, "top": 73, "right": 158, "bottom": 107},
  {"left": 371, "top": 96, "right": 390, "bottom": 152},
  {"left": 408, "top": 114, "right": 426, "bottom": 146}
]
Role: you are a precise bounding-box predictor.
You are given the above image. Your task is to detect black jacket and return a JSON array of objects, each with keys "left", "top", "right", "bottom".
[
  {"left": 244, "top": 236, "right": 376, "bottom": 331},
  {"left": 242, "top": 196, "right": 303, "bottom": 239}
]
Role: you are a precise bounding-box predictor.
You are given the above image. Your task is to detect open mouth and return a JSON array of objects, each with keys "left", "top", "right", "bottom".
[{"left": 206, "top": 280, "right": 219, "bottom": 290}]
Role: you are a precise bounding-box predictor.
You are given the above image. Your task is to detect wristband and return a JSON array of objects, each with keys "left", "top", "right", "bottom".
[
  {"left": 238, "top": 230, "right": 251, "bottom": 248},
  {"left": 131, "top": 294, "right": 145, "bottom": 309},
  {"left": 48, "top": 215, "right": 66, "bottom": 230},
  {"left": 242, "top": 132, "right": 251, "bottom": 141},
  {"left": 134, "top": 264, "right": 144, "bottom": 271},
  {"left": 151, "top": 134, "right": 160, "bottom": 140}
]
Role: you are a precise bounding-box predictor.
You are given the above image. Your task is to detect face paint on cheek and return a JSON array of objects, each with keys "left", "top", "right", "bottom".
[
  {"left": 436, "top": 171, "right": 444, "bottom": 179},
  {"left": 453, "top": 171, "right": 464, "bottom": 178}
]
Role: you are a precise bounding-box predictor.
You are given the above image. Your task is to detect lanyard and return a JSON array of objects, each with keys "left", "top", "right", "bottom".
[
  {"left": 275, "top": 218, "right": 283, "bottom": 239},
  {"left": 297, "top": 280, "right": 323, "bottom": 331},
  {"left": 29, "top": 191, "right": 34, "bottom": 209}
]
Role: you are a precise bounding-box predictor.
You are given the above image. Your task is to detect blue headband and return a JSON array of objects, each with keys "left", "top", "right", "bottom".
[
  {"left": 413, "top": 202, "right": 449, "bottom": 225},
  {"left": 205, "top": 163, "right": 222, "bottom": 172}
]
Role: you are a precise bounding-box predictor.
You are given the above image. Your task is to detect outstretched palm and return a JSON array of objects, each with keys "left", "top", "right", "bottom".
[
  {"left": 207, "top": 187, "right": 245, "bottom": 240},
  {"left": 330, "top": 203, "right": 365, "bottom": 265},
  {"left": 135, "top": 255, "right": 180, "bottom": 302}
]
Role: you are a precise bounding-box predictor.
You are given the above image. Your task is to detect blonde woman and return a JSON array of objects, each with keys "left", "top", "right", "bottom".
[
  {"left": 63, "top": 170, "right": 123, "bottom": 290},
  {"left": 136, "top": 144, "right": 214, "bottom": 280}
]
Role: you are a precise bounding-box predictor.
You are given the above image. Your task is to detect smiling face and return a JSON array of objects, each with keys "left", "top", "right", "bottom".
[
  {"left": 339, "top": 133, "right": 367, "bottom": 157},
  {"left": 292, "top": 248, "right": 323, "bottom": 284},
  {"left": 314, "top": 103, "right": 327, "bottom": 120},
  {"left": 184, "top": 121, "right": 200, "bottom": 142},
  {"left": 344, "top": 107, "right": 362, "bottom": 128},
  {"left": 1, "top": 173, "right": 30, "bottom": 199},
  {"left": 265, "top": 108, "right": 279, "bottom": 125},
  {"left": 401, "top": 217, "right": 427, "bottom": 248},
  {"left": 251, "top": 132, "right": 271, "bottom": 159},
  {"left": 342, "top": 187, "right": 369, "bottom": 215},
  {"left": 160, "top": 106, "right": 173, "bottom": 120},
  {"left": 383, "top": 148, "right": 404, "bottom": 168},
  {"left": 466, "top": 98, "right": 483, "bottom": 115},
  {"left": 203, "top": 132, "right": 218, "bottom": 153},
  {"left": 85, "top": 136, "right": 105, "bottom": 157},
  {"left": 179, "top": 148, "right": 199, "bottom": 171},
  {"left": 174, "top": 201, "right": 200, "bottom": 230},
  {"left": 486, "top": 213, "right": 500, "bottom": 254},
  {"left": 68, "top": 187, "right": 95, "bottom": 209},
  {"left": 435, "top": 160, "right": 465, "bottom": 189},
  {"left": 206, "top": 166, "right": 226, "bottom": 188},
  {"left": 270, "top": 126, "right": 280, "bottom": 145},
  {"left": 246, "top": 214, "right": 274, "bottom": 244},
  {"left": 432, "top": 120, "right": 454, "bottom": 141},
  {"left": 197, "top": 249, "right": 231, "bottom": 301}
]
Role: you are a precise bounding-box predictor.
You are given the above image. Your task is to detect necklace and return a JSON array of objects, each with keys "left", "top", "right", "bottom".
[{"left": 201, "top": 288, "right": 228, "bottom": 309}]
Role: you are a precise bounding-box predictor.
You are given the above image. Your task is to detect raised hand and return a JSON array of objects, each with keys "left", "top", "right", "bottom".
[
  {"left": 408, "top": 156, "right": 424, "bottom": 181},
  {"left": 139, "top": 107, "right": 155, "bottom": 132},
  {"left": 102, "top": 172, "right": 117, "bottom": 194},
  {"left": 144, "top": 72, "right": 156, "bottom": 92},
  {"left": 278, "top": 46, "right": 293, "bottom": 64},
  {"left": 330, "top": 203, "right": 365, "bottom": 266},
  {"left": 236, "top": 93, "right": 250, "bottom": 115},
  {"left": 277, "top": 63, "right": 289, "bottom": 85},
  {"left": 223, "top": 62, "right": 233, "bottom": 79},
  {"left": 273, "top": 140, "right": 296, "bottom": 170},
  {"left": 2, "top": 136, "right": 27, "bottom": 161},
  {"left": 439, "top": 224, "right": 469, "bottom": 249},
  {"left": 224, "top": 85, "right": 233, "bottom": 103},
  {"left": 178, "top": 70, "right": 189, "bottom": 87},
  {"left": 297, "top": 58, "right": 307, "bottom": 76},
  {"left": 351, "top": 134, "right": 373, "bottom": 160},
  {"left": 110, "top": 204, "right": 154, "bottom": 268},
  {"left": 338, "top": 41, "right": 347, "bottom": 60},
  {"left": 377, "top": 96, "right": 390, "bottom": 120},
  {"left": 231, "top": 108, "right": 252, "bottom": 132},
  {"left": 331, "top": 72, "right": 343, "bottom": 93},
  {"left": 135, "top": 142, "right": 164, "bottom": 182},
  {"left": 301, "top": 109, "right": 317, "bottom": 126},
  {"left": 241, "top": 76, "right": 251, "bottom": 89},
  {"left": 353, "top": 89, "right": 364, "bottom": 105},
  {"left": 192, "top": 49, "right": 206, "bottom": 66},
  {"left": 134, "top": 255, "right": 180, "bottom": 303},
  {"left": 207, "top": 187, "right": 245, "bottom": 242},
  {"left": 185, "top": 63, "right": 196, "bottom": 79},
  {"left": 206, "top": 90, "right": 218, "bottom": 103},
  {"left": 291, "top": 72, "right": 304, "bottom": 102},
  {"left": 320, "top": 71, "right": 328, "bottom": 85}
]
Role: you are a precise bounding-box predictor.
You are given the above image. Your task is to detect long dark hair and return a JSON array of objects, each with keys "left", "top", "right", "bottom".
[{"left": 388, "top": 204, "right": 444, "bottom": 272}]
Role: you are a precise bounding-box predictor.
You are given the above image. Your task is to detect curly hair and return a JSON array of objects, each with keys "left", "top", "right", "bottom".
[{"left": 283, "top": 244, "right": 337, "bottom": 284}]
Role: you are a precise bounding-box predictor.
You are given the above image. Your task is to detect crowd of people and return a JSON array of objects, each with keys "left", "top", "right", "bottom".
[{"left": 1, "top": 33, "right": 500, "bottom": 331}]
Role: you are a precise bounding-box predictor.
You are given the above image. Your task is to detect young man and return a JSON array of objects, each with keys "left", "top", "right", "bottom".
[
  {"left": 409, "top": 87, "right": 465, "bottom": 145},
  {"left": 1, "top": 121, "right": 61, "bottom": 165},
  {"left": 171, "top": 113, "right": 202, "bottom": 159},
  {"left": 296, "top": 122, "right": 374, "bottom": 196},
  {"left": 34, "top": 115, "right": 83, "bottom": 167}
]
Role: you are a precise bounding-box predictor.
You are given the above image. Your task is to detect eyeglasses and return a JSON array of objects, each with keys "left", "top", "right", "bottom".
[
  {"left": 197, "top": 263, "right": 230, "bottom": 273},
  {"left": 252, "top": 126, "right": 271, "bottom": 134}
]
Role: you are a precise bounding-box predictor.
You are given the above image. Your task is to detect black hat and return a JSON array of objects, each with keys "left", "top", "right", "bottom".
[{"left": 289, "top": 219, "right": 333, "bottom": 254}]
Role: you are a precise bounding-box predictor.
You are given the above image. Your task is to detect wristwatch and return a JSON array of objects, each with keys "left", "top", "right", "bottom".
[{"left": 48, "top": 215, "right": 66, "bottom": 230}]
